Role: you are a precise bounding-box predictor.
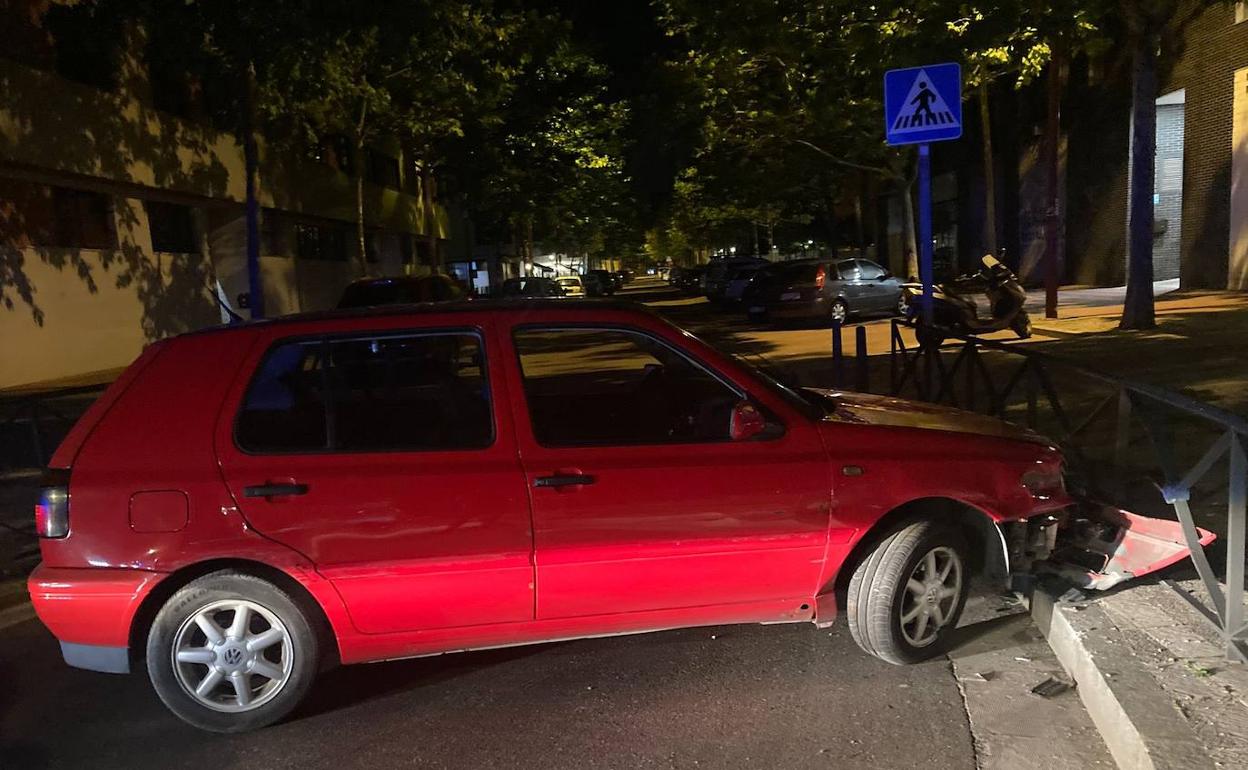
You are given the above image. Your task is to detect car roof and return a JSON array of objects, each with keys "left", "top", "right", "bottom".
[{"left": 181, "top": 298, "right": 662, "bottom": 341}]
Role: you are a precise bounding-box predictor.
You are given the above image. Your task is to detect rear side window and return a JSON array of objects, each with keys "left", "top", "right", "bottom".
[
  {"left": 236, "top": 332, "right": 491, "bottom": 453},
  {"left": 765, "top": 262, "right": 818, "bottom": 282},
  {"left": 836, "top": 261, "right": 862, "bottom": 280},
  {"left": 856, "top": 260, "right": 887, "bottom": 279}
]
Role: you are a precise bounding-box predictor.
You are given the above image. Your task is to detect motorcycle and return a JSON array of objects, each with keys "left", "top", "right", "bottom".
[{"left": 900, "top": 254, "right": 1031, "bottom": 343}]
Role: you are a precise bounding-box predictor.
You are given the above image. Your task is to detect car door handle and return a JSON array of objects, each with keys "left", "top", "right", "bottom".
[
  {"left": 533, "top": 474, "right": 596, "bottom": 489},
  {"left": 243, "top": 483, "right": 308, "bottom": 498}
]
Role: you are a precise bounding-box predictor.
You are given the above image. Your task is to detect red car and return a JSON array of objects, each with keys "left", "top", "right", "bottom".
[{"left": 29, "top": 300, "right": 1071, "bottom": 732}]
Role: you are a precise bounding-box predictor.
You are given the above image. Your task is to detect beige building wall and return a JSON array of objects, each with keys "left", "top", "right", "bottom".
[{"left": 0, "top": 54, "right": 453, "bottom": 390}]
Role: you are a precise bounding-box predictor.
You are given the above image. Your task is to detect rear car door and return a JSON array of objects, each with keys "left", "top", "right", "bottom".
[
  {"left": 215, "top": 316, "right": 534, "bottom": 635},
  {"left": 500, "top": 315, "right": 831, "bottom": 621},
  {"left": 836, "top": 260, "right": 866, "bottom": 306}
]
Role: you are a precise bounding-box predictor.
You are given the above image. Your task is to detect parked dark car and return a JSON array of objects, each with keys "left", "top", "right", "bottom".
[
  {"left": 673, "top": 266, "right": 706, "bottom": 293},
  {"left": 583, "top": 269, "right": 620, "bottom": 296},
  {"left": 743, "top": 258, "right": 903, "bottom": 325},
  {"left": 615, "top": 269, "right": 634, "bottom": 284},
  {"left": 338, "top": 274, "right": 467, "bottom": 308},
  {"left": 500, "top": 277, "right": 565, "bottom": 298},
  {"left": 705, "top": 257, "right": 769, "bottom": 305}
]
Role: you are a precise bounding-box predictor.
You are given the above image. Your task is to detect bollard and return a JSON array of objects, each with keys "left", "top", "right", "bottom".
[
  {"left": 855, "top": 325, "right": 869, "bottom": 392},
  {"left": 831, "top": 320, "right": 844, "bottom": 389}
]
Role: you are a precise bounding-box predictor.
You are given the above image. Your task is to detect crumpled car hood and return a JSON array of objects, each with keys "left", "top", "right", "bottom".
[{"left": 805, "top": 388, "right": 1050, "bottom": 445}]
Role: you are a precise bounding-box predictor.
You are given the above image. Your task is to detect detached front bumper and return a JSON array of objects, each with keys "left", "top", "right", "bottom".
[
  {"left": 1008, "top": 499, "right": 1216, "bottom": 591},
  {"left": 28, "top": 565, "right": 164, "bottom": 674}
]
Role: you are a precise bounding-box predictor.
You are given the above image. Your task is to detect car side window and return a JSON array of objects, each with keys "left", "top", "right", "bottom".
[
  {"left": 837, "top": 261, "right": 861, "bottom": 280},
  {"left": 237, "top": 332, "right": 491, "bottom": 453},
  {"left": 856, "top": 260, "right": 886, "bottom": 280},
  {"left": 514, "top": 327, "right": 743, "bottom": 447}
]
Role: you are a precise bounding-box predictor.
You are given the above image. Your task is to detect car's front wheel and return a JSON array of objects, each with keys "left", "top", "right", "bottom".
[
  {"left": 146, "top": 571, "right": 320, "bottom": 733},
  {"left": 845, "top": 520, "right": 969, "bottom": 665}
]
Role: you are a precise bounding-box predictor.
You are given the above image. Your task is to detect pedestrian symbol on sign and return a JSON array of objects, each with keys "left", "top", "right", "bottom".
[
  {"left": 893, "top": 72, "right": 957, "bottom": 131},
  {"left": 883, "top": 63, "right": 961, "bottom": 146}
]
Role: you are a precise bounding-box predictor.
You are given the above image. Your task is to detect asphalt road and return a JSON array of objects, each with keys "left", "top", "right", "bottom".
[{"left": 0, "top": 615, "right": 973, "bottom": 770}]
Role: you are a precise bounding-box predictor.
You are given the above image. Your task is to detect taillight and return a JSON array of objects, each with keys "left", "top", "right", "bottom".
[
  {"left": 815, "top": 265, "right": 826, "bottom": 290},
  {"left": 35, "top": 469, "right": 70, "bottom": 538}
]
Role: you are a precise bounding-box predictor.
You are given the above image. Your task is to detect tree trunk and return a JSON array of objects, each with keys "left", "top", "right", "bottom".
[
  {"left": 1121, "top": 33, "right": 1158, "bottom": 330},
  {"left": 979, "top": 82, "right": 998, "bottom": 257},
  {"left": 900, "top": 181, "right": 919, "bottom": 280},
  {"left": 766, "top": 220, "right": 775, "bottom": 257},
  {"left": 353, "top": 140, "right": 368, "bottom": 278},
  {"left": 1042, "top": 44, "right": 1064, "bottom": 319},
  {"left": 752, "top": 221, "right": 760, "bottom": 257},
  {"left": 243, "top": 62, "right": 264, "bottom": 319},
  {"left": 853, "top": 191, "right": 866, "bottom": 257},
  {"left": 421, "top": 164, "right": 439, "bottom": 270}
]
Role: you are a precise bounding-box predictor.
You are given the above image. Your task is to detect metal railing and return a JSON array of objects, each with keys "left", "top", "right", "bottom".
[
  {"left": 885, "top": 318, "right": 1248, "bottom": 662},
  {"left": 0, "top": 384, "right": 106, "bottom": 474}
]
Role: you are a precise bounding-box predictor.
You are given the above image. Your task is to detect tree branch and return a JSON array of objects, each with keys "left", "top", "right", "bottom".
[{"left": 786, "top": 137, "right": 900, "bottom": 180}]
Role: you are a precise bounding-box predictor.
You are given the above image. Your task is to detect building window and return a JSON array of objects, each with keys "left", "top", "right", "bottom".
[
  {"left": 295, "top": 222, "right": 349, "bottom": 262},
  {"left": 46, "top": 4, "right": 121, "bottom": 91},
  {"left": 366, "top": 149, "right": 401, "bottom": 189},
  {"left": 145, "top": 201, "right": 197, "bottom": 254},
  {"left": 0, "top": 180, "right": 116, "bottom": 251},
  {"left": 52, "top": 188, "right": 116, "bottom": 249}
]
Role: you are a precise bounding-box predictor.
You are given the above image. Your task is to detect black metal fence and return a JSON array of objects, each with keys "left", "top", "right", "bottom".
[
  {"left": 0, "top": 385, "right": 106, "bottom": 475},
  {"left": 880, "top": 319, "right": 1248, "bottom": 662}
]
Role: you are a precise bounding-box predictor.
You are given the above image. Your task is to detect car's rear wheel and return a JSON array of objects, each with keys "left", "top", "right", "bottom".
[
  {"left": 845, "top": 520, "right": 969, "bottom": 665},
  {"left": 146, "top": 571, "right": 320, "bottom": 733},
  {"left": 829, "top": 298, "right": 849, "bottom": 325},
  {"left": 895, "top": 293, "right": 909, "bottom": 316}
]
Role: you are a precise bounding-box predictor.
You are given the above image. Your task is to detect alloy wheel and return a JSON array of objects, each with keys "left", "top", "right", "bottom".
[
  {"left": 898, "top": 546, "right": 962, "bottom": 647},
  {"left": 171, "top": 599, "right": 294, "bottom": 713}
]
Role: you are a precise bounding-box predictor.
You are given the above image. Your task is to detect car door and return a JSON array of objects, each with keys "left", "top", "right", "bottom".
[
  {"left": 835, "top": 260, "right": 866, "bottom": 308},
  {"left": 215, "top": 316, "right": 534, "bottom": 635},
  {"left": 855, "top": 259, "right": 900, "bottom": 311},
  {"left": 501, "top": 317, "right": 832, "bottom": 621}
]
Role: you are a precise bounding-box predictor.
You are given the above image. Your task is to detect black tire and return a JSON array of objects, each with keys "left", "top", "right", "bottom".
[
  {"left": 895, "top": 293, "right": 909, "bottom": 317},
  {"left": 146, "top": 571, "right": 320, "bottom": 733},
  {"left": 845, "top": 520, "right": 969, "bottom": 665}
]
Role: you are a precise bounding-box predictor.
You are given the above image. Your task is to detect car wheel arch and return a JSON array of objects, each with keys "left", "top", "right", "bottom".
[
  {"left": 127, "top": 558, "right": 341, "bottom": 673},
  {"left": 823, "top": 496, "right": 1009, "bottom": 616}
]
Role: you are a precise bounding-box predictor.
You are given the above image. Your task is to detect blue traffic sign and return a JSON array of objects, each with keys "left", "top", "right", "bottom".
[{"left": 884, "top": 63, "right": 962, "bottom": 146}]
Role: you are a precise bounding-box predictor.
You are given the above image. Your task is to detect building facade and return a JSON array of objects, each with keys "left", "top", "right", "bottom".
[{"left": 0, "top": 4, "right": 456, "bottom": 390}]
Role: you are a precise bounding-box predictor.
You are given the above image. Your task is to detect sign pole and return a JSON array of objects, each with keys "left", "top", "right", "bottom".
[{"left": 917, "top": 142, "right": 934, "bottom": 327}]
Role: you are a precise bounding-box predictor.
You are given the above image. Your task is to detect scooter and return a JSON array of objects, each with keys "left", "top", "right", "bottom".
[{"left": 901, "top": 254, "right": 1031, "bottom": 342}]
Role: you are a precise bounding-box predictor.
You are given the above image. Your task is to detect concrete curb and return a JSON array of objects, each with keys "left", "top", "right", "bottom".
[{"left": 1026, "top": 587, "right": 1214, "bottom": 770}]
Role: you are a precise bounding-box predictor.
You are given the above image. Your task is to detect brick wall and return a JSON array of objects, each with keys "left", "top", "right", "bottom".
[{"left": 1166, "top": 2, "right": 1248, "bottom": 288}]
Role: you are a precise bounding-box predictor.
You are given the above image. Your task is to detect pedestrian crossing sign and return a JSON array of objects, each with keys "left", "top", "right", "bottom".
[{"left": 884, "top": 63, "right": 962, "bottom": 145}]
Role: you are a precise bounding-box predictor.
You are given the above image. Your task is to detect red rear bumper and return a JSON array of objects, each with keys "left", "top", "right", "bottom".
[{"left": 28, "top": 564, "right": 163, "bottom": 648}]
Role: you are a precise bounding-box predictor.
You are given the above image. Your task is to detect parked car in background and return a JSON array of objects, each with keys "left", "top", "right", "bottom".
[
  {"left": 583, "top": 269, "right": 620, "bottom": 296},
  {"left": 673, "top": 266, "right": 706, "bottom": 293},
  {"left": 556, "top": 276, "right": 586, "bottom": 297},
  {"left": 667, "top": 266, "right": 685, "bottom": 286},
  {"left": 704, "top": 257, "right": 769, "bottom": 305},
  {"left": 337, "top": 274, "right": 467, "bottom": 308},
  {"left": 616, "top": 269, "right": 634, "bottom": 284},
  {"left": 722, "top": 262, "right": 769, "bottom": 305},
  {"left": 743, "top": 258, "right": 903, "bottom": 325},
  {"left": 30, "top": 299, "right": 1092, "bottom": 734},
  {"left": 500, "top": 277, "right": 565, "bottom": 298}
]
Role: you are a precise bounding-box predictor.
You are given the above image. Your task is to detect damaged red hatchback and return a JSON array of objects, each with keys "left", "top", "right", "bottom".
[{"left": 31, "top": 300, "right": 1087, "bottom": 732}]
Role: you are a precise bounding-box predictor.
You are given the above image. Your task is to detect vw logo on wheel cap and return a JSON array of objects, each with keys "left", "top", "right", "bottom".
[{"left": 223, "top": 648, "right": 244, "bottom": 665}]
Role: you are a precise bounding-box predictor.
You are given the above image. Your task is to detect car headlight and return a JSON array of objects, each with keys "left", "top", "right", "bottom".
[{"left": 1020, "top": 468, "right": 1066, "bottom": 500}]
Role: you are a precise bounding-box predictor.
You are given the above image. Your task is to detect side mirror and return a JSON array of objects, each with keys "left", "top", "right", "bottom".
[
  {"left": 729, "top": 400, "right": 767, "bottom": 441},
  {"left": 879, "top": 271, "right": 892, "bottom": 280}
]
